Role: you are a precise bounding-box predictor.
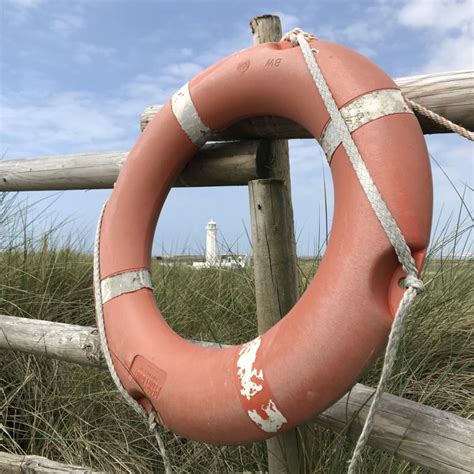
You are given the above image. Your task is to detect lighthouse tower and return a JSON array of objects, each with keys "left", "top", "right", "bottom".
[{"left": 205, "top": 220, "right": 218, "bottom": 266}]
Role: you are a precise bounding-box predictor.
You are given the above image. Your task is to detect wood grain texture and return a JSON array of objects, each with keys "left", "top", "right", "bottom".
[
  {"left": 0, "top": 141, "right": 266, "bottom": 191},
  {"left": 1, "top": 314, "right": 472, "bottom": 473},
  {"left": 319, "top": 383, "right": 474, "bottom": 473},
  {"left": 0, "top": 314, "right": 104, "bottom": 367},
  {"left": 141, "top": 70, "right": 474, "bottom": 136},
  {"left": 397, "top": 69, "right": 474, "bottom": 134},
  {"left": 249, "top": 180, "right": 299, "bottom": 334},
  {"left": 249, "top": 178, "right": 305, "bottom": 473},
  {"left": 0, "top": 452, "right": 98, "bottom": 473}
]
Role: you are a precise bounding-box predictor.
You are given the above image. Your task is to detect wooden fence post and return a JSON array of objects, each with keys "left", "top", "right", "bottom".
[
  {"left": 249, "top": 180, "right": 311, "bottom": 474},
  {"left": 248, "top": 15, "right": 311, "bottom": 474}
]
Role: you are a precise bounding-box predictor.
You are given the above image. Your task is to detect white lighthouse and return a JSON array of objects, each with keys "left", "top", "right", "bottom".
[
  {"left": 192, "top": 220, "right": 249, "bottom": 269},
  {"left": 205, "top": 219, "right": 218, "bottom": 265}
]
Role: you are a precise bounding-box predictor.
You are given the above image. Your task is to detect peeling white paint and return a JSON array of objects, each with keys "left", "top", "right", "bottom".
[
  {"left": 248, "top": 399, "right": 288, "bottom": 433},
  {"left": 237, "top": 337, "right": 264, "bottom": 400}
]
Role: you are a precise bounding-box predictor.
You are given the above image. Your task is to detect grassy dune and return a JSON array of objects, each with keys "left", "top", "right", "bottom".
[{"left": 0, "top": 195, "right": 472, "bottom": 472}]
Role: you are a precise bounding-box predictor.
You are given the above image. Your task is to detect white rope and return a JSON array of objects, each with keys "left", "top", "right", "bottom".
[
  {"left": 405, "top": 97, "right": 474, "bottom": 141},
  {"left": 148, "top": 411, "right": 173, "bottom": 474},
  {"left": 282, "top": 29, "right": 425, "bottom": 472},
  {"left": 94, "top": 202, "right": 172, "bottom": 474}
]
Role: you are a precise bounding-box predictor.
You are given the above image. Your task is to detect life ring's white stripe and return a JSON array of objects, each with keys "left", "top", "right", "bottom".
[
  {"left": 101, "top": 269, "right": 152, "bottom": 304},
  {"left": 321, "top": 89, "right": 413, "bottom": 162},
  {"left": 171, "top": 82, "right": 210, "bottom": 146}
]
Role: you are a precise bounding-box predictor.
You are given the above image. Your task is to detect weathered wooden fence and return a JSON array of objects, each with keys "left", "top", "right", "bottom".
[
  {"left": 1, "top": 314, "right": 473, "bottom": 473},
  {"left": 1, "top": 71, "right": 472, "bottom": 192},
  {"left": 1, "top": 14, "right": 473, "bottom": 474}
]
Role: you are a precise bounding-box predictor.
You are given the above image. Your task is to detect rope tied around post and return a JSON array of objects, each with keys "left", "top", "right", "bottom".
[
  {"left": 281, "top": 30, "right": 427, "bottom": 472},
  {"left": 405, "top": 97, "right": 474, "bottom": 141}
]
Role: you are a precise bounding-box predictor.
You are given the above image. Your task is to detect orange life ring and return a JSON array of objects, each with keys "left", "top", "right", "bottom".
[{"left": 95, "top": 36, "right": 432, "bottom": 444}]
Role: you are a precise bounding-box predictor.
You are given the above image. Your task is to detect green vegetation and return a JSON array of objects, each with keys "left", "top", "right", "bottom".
[{"left": 0, "top": 193, "right": 472, "bottom": 472}]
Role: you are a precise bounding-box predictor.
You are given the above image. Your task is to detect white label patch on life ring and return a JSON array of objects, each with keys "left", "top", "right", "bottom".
[{"left": 171, "top": 82, "right": 210, "bottom": 146}]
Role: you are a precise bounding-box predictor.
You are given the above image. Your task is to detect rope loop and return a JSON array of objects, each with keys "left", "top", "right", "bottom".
[
  {"left": 281, "top": 28, "right": 316, "bottom": 46},
  {"left": 404, "top": 274, "right": 425, "bottom": 294}
]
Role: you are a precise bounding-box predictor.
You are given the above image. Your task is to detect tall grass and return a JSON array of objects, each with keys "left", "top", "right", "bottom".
[{"left": 0, "top": 192, "right": 472, "bottom": 472}]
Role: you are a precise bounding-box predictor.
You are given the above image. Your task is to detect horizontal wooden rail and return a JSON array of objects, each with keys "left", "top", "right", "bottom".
[
  {"left": 397, "top": 70, "right": 473, "bottom": 134},
  {"left": 1, "top": 71, "right": 471, "bottom": 193},
  {"left": 1, "top": 314, "right": 472, "bottom": 472},
  {"left": 0, "top": 141, "right": 269, "bottom": 192},
  {"left": 319, "top": 385, "right": 473, "bottom": 473},
  {"left": 142, "top": 70, "right": 474, "bottom": 136},
  {"left": 0, "top": 452, "right": 98, "bottom": 473}
]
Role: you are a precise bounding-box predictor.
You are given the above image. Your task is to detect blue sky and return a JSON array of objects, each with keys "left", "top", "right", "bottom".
[{"left": 1, "top": 0, "right": 472, "bottom": 255}]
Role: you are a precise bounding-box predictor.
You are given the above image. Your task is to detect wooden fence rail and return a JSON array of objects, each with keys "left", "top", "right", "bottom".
[
  {"left": 1, "top": 314, "right": 473, "bottom": 473},
  {"left": 0, "top": 452, "right": 98, "bottom": 474},
  {"left": 0, "top": 141, "right": 269, "bottom": 191},
  {"left": 1, "top": 71, "right": 472, "bottom": 194}
]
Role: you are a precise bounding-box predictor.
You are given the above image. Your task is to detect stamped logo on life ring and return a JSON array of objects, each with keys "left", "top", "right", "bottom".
[{"left": 237, "top": 60, "right": 250, "bottom": 73}]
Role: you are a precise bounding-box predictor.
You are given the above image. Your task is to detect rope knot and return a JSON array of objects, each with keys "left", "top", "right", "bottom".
[
  {"left": 404, "top": 275, "right": 425, "bottom": 294},
  {"left": 281, "top": 28, "right": 316, "bottom": 46}
]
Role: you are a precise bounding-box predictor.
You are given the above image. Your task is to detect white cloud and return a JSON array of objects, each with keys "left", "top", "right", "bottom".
[
  {"left": 422, "top": 34, "right": 474, "bottom": 72},
  {"left": 163, "top": 62, "right": 203, "bottom": 82},
  {"left": 194, "top": 29, "right": 249, "bottom": 66},
  {"left": 398, "top": 0, "right": 472, "bottom": 30},
  {"left": 179, "top": 47, "right": 193, "bottom": 58},
  {"left": 342, "top": 21, "right": 384, "bottom": 43},
  {"left": 121, "top": 74, "right": 173, "bottom": 103},
  {"left": 0, "top": 66, "right": 184, "bottom": 158},
  {"left": 3, "top": 0, "right": 47, "bottom": 26},
  {"left": 317, "top": 6, "right": 392, "bottom": 59},
  {"left": 273, "top": 11, "right": 301, "bottom": 33},
  {"left": 5, "top": 1, "right": 85, "bottom": 35},
  {"left": 5, "top": 0, "right": 45, "bottom": 8},
  {"left": 398, "top": 0, "right": 473, "bottom": 73},
  {"left": 72, "top": 42, "right": 116, "bottom": 64},
  {"left": 1, "top": 92, "right": 126, "bottom": 157},
  {"left": 49, "top": 10, "right": 85, "bottom": 36}
]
